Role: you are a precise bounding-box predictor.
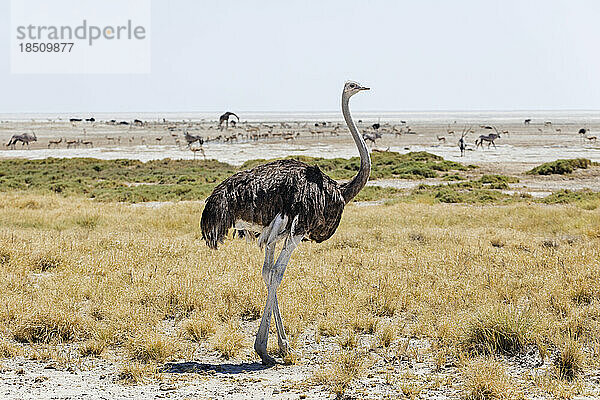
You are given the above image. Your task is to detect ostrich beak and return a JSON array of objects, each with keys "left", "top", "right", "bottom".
[{"left": 359, "top": 86, "right": 370, "bottom": 91}]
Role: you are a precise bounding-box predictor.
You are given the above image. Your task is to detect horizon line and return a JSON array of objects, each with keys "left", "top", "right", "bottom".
[{"left": 2, "top": 109, "right": 600, "bottom": 116}]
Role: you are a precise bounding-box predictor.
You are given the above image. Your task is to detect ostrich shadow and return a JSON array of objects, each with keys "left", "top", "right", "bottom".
[{"left": 159, "top": 361, "right": 272, "bottom": 375}]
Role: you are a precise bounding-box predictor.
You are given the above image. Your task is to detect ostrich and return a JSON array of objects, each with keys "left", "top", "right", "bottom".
[
  {"left": 200, "top": 81, "right": 370, "bottom": 365},
  {"left": 219, "top": 112, "right": 240, "bottom": 131}
]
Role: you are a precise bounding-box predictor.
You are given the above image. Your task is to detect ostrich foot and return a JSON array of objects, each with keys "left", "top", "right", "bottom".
[
  {"left": 254, "top": 342, "right": 276, "bottom": 365},
  {"left": 277, "top": 339, "right": 291, "bottom": 357}
]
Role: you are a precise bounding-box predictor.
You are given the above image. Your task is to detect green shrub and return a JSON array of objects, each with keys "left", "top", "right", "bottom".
[{"left": 527, "top": 159, "right": 592, "bottom": 175}]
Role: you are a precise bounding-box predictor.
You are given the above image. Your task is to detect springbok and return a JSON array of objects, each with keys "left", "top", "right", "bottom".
[
  {"left": 66, "top": 139, "right": 80, "bottom": 148},
  {"left": 48, "top": 137, "right": 63, "bottom": 148}
]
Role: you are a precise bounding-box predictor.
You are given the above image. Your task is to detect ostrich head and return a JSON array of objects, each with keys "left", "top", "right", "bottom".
[{"left": 343, "top": 81, "right": 369, "bottom": 98}]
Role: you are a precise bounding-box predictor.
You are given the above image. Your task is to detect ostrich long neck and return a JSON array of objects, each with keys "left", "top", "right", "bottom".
[{"left": 340, "top": 95, "right": 371, "bottom": 203}]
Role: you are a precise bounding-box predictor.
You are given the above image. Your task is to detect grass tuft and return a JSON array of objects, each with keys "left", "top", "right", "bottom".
[
  {"left": 376, "top": 322, "right": 397, "bottom": 348},
  {"left": 314, "top": 350, "right": 366, "bottom": 398},
  {"left": 462, "top": 357, "right": 523, "bottom": 400},
  {"left": 181, "top": 314, "right": 216, "bottom": 342},
  {"left": 13, "top": 312, "right": 85, "bottom": 343},
  {"left": 0, "top": 340, "right": 21, "bottom": 358},
  {"left": 554, "top": 339, "right": 584, "bottom": 380},
  {"left": 117, "top": 361, "right": 157, "bottom": 384},
  {"left": 127, "top": 333, "right": 175, "bottom": 363},
  {"left": 463, "top": 307, "right": 534, "bottom": 355},
  {"left": 212, "top": 321, "right": 245, "bottom": 359},
  {"left": 80, "top": 339, "right": 106, "bottom": 357},
  {"left": 33, "top": 254, "right": 63, "bottom": 272}
]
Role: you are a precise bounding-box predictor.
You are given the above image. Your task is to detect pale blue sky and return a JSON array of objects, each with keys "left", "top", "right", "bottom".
[{"left": 1, "top": 0, "right": 599, "bottom": 112}]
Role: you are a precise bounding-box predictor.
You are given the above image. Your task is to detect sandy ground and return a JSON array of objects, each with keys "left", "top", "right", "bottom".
[
  {"left": 1, "top": 119, "right": 600, "bottom": 166},
  {"left": 4, "top": 318, "right": 597, "bottom": 400}
]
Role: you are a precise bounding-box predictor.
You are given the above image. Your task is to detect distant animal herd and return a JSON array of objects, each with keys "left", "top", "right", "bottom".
[{"left": 2, "top": 113, "right": 597, "bottom": 157}]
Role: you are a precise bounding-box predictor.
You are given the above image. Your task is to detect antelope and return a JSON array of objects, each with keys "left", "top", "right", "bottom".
[
  {"left": 66, "top": 139, "right": 80, "bottom": 148},
  {"left": 190, "top": 145, "right": 205, "bottom": 160},
  {"left": 225, "top": 134, "right": 238, "bottom": 143},
  {"left": 362, "top": 132, "right": 382, "bottom": 145},
  {"left": 155, "top": 136, "right": 163, "bottom": 144},
  {"left": 458, "top": 125, "right": 472, "bottom": 157},
  {"left": 437, "top": 135, "right": 446, "bottom": 144},
  {"left": 81, "top": 140, "right": 93, "bottom": 148},
  {"left": 475, "top": 127, "right": 501, "bottom": 149},
  {"left": 586, "top": 136, "right": 597, "bottom": 143},
  {"left": 106, "top": 136, "right": 116, "bottom": 144},
  {"left": 392, "top": 126, "right": 403, "bottom": 137},
  {"left": 6, "top": 131, "right": 37, "bottom": 149},
  {"left": 246, "top": 125, "right": 260, "bottom": 135},
  {"left": 48, "top": 138, "right": 63, "bottom": 148}
]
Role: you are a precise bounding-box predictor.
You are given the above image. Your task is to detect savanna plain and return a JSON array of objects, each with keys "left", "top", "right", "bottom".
[{"left": 0, "top": 121, "right": 600, "bottom": 399}]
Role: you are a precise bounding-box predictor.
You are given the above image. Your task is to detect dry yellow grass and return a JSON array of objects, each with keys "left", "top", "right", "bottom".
[
  {"left": 462, "top": 357, "right": 523, "bottom": 400},
  {"left": 0, "top": 192, "right": 599, "bottom": 396}
]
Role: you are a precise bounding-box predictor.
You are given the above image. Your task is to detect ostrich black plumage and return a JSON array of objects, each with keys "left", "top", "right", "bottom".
[{"left": 201, "top": 81, "right": 371, "bottom": 364}]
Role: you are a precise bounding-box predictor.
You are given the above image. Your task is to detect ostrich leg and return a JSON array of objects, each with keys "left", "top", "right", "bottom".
[
  {"left": 255, "top": 234, "right": 303, "bottom": 364},
  {"left": 261, "top": 240, "right": 290, "bottom": 357},
  {"left": 255, "top": 215, "right": 286, "bottom": 365},
  {"left": 272, "top": 293, "right": 290, "bottom": 357}
]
